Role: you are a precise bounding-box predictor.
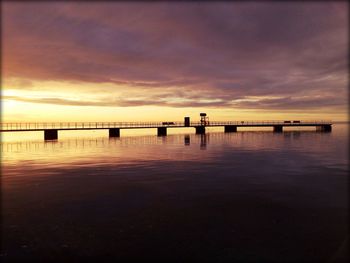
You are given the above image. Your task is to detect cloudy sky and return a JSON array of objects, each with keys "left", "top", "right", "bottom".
[{"left": 2, "top": 1, "right": 348, "bottom": 122}]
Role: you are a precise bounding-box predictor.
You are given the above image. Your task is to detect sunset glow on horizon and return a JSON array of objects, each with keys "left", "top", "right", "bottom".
[{"left": 2, "top": 1, "right": 348, "bottom": 123}]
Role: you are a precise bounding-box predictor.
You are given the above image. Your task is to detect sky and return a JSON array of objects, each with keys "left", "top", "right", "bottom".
[{"left": 2, "top": 1, "right": 348, "bottom": 122}]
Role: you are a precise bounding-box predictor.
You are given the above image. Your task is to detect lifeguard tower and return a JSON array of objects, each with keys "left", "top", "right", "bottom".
[{"left": 200, "top": 113, "right": 209, "bottom": 126}]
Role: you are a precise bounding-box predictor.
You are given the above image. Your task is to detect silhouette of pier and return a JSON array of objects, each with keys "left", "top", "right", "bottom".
[{"left": 0, "top": 119, "right": 332, "bottom": 140}]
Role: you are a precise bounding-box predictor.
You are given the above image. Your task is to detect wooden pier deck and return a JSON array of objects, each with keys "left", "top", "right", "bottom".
[{"left": 0, "top": 121, "right": 332, "bottom": 140}]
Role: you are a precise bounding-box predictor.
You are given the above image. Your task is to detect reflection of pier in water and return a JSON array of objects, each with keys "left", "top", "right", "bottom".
[
  {"left": 183, "top": 134, "right": 209, "bottom": 149},
  {"left": 200, "top": 134, "right": 209, "bottom": 150},
  {"left": 1, "top": 130, "right": 328, "bottom": 153},
  {"left": 184, "top": 135, "right": 190, "bottom": 146},
  {"left": 1, "top": 134, "right": 208, "bottom": 152}
]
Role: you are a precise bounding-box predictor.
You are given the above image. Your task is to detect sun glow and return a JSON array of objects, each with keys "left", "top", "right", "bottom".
[{"left": 2, "top": 77, "right": 347, "bottom": 123}]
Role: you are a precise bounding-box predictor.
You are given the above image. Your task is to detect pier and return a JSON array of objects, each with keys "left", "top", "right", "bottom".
[{"left": 0, "top": 119, "right": 332, "bottom": 140}]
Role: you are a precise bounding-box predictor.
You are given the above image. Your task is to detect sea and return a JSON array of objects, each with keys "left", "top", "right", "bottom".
[{"left": 1, "top": 124, "right": 348, "bottom": 262}]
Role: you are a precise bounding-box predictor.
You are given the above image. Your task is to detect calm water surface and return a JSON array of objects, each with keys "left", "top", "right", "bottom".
[{"left": 1, "top": 125, "right": 348, "bottom": 261}]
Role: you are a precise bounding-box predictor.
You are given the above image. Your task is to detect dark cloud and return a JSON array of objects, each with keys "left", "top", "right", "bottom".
[
  {"left": 3, "top": 1, "right": 348, "bottom": 111},
  {"left": 5, "top": 93, "right": 346, "bottom": 112},
  {"left": 233, "top": 96, "right": 347, "bottom": 111},
  {"left": 3, "top": 95, "right": 229, "bottom": 108}
]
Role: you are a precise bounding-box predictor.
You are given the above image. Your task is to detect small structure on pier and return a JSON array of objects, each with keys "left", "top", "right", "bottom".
[
  {"left": 195, "top": 113, "right": 209, "bottom": 134},
  {"left": 184, "top": 117, "right": 190, "bottom": 127},
  {"left": 200, "top": 113, "right": 209, "bottom": 126}
]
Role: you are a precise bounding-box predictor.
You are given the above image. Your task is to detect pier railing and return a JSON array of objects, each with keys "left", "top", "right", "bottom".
[
  {"left": 0, "top": 120, "right": 332, "bottom": 131},
  {"left": 0, "top": 122, "right": 183, "bottom": 131}
]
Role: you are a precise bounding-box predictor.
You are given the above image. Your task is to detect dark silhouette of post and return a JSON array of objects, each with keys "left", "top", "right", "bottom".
[
  {"left": 195, "top": 126, "right": 205, "bottom": 134},
  {"left": 44, "top": 129, "right": 58, "bottom": 140},
  {"left": 273, "top": 125, "right": 283, "bottom": 132},
  {"left": 316, "top": 125, "right": 332, "bottom": 132},
  {"left": 225, "top": 125, "right": 237, "bottom": 132},
  {"left": 109, "top": 128, "right": 120, "bottom": 137},
  {"left": 184, "top": 117, "right": 190, "bottom": 127},
  {"left": 157, "top": 127, "right": 167, "bottom": 136}
]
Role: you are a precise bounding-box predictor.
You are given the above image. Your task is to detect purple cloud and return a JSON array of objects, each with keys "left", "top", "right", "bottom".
[{"left": 2, "top": 1, "right": 348, "bottom": 111}]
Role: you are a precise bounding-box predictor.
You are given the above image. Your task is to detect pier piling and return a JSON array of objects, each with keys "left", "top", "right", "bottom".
[
  {"left": 195, "top": 126, "right": 205, "bottom": 134},
  {"left": 224, "top": 125, "right": 237, "bottom": 132},
  {"left": 273, "top": 125, "right": 283, "bottom": 132},
  {"left": 109, "top": 128, "right": 120, "bottom": 137},
  {"left": 316, "top": 125, "right": 332, "bottom": 132},
  {"left": 157, "top": 127, "right": 167, "bottom": 136},
  {"left": 44, "top": 129, "right": 58, "bottom": 140}
]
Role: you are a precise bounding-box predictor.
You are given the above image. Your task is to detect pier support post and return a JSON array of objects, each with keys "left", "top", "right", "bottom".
[
  {"left": 316, "top": 125, "right": 332, "bottom": 132},
  {"left": 195, "top": 126, "right": 205, "bottom": 134},
  {"left": 225, "top": 125, "right": 237, "bottom": 132},
  {"left": 157, "top": 127, "right": 167, "bottom": 136},
  {"left": 44, "top": 129, "right": 58, "bottom": 140},
  {"left": 273, "top": 125, "right": 283, "bottom": 132},
  {"left": 109, "top": 128, "right": 120, "bottom": 137}
]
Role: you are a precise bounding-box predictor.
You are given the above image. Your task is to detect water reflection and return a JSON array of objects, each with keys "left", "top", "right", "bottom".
[
  {"left": 0, "top": 130, "right": 343, "bottom": 162},
  {"left": 282, "top": 131, "right": 308, "bottom": 140},
  {"left": 1, "top": 129, "right": 347, "bottom": 180},
  {"left": 184, "top": 135, "right": 190, "bottom": 146},
  {"left": 200, "top": 134, "right": 208, "bottom": 150},
  {"left": 1, "top": 125, "right": 349, "bottom": 261},
  {"left": 1, "top": 130, "right": 331, "bottom": 151}
]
